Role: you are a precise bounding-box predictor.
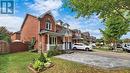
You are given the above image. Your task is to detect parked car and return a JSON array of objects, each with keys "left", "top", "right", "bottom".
[
  {"left": 122, "top": 43, "right": 130, "bottom": 52},
  {"left": 117, "top": 43, "right": 122, "bottom": 48},
  {"left": 90, "top": 43, "right": 96, "bottom": 49},
  {"left": 72, "top": 43, "right": 92, "bottom": 51}
]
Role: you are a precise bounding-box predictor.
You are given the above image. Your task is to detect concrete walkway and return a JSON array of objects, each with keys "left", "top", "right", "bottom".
[{"left": 55, "top": 51, "right": 130, "bottom": 68}]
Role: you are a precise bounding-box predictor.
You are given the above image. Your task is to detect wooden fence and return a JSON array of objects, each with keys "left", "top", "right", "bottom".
[
  {"left": 0, "top": 40, "right": 28, "bottom": 54},
  {"left": 0, "top": 40, "right": 9, "bottom": 54},
  {"left": 9, "top": 42, "right": 28, "bottom": 53}
]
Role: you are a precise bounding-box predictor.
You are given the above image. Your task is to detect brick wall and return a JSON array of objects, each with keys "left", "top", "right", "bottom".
[
  {"left": 40, "top": 14, "right": 56, "bottom": 32},
  {"left": 20, "top": 14, "right": 39, "bottom": 49},
  {"left": 9, "top": 42, "right": 28, "bottom": 53}
]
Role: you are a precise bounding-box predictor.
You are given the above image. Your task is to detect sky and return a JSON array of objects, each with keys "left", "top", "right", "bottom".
[{"left": 0, "top": 0, "right": 130, "bottom": 39}]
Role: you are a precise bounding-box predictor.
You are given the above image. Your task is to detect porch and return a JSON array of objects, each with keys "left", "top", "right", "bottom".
[{"left": 39, "top": 30, "right": 73, "bottom": 51}]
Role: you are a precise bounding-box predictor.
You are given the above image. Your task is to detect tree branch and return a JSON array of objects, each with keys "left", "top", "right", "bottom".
[{"left": 108, "top": 1, "right": 129, "bottom": 23}]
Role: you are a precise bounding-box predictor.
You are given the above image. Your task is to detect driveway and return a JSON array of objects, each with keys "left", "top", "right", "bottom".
[{"left": 55, "top": 50, "right": 130, "bottom": 68}]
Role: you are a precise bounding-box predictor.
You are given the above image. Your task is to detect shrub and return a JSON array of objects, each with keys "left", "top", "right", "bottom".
[
  {"left": 47, "top": 49, "right": 65, "bottom": 57},
  {"left": 32, "top": 52, "right": 52, "bottom": 72},
  {"left": 38, "top": 52, "right": 47, "bottom": 63},
  {"left": 32, "top": 59, "right": 44, "bottom": 72},
  {"left": 28, "top": 37, "right": 36, "bottom": 50}
]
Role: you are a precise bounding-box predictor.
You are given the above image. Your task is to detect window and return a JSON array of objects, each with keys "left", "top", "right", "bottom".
[
  {"left": 49, "top": 36, "right": 57, "bottom": 44},
  {"left": 45, "top": 20, "right": 51, "bottom": 30}
]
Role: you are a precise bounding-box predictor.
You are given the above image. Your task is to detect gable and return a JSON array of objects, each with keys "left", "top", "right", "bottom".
[
  {"left": 20, "top": 14, "right": 39, "bottom": 42},
  {"left": 20, "top": 14, "right": 38, "bottom": 31},
  {"left": 39, "top": 14, "right": 56, "bottom": 32}
]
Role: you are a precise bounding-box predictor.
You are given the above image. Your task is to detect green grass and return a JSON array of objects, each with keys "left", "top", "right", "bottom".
[
  {"left": 95, "top": 47, "right": 128, "bottom": 53},
  {"left": 0, "top": 52, "right": 130, "bottom": 73},
  {"left": 0, "top": 52, "right": 39, "bottom": 73},
  {"left": 95, "top": 47, "right": 109, "bottom": 51}
]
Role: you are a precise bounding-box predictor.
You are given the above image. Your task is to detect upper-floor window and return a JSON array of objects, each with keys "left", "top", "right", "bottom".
[{"left": 45, "top": 19, "right": 51, "bottom": 30}]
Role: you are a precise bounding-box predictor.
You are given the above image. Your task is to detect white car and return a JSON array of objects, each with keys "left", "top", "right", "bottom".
[
  {"left": 122, "top": 43, "right": 130, "bottom": 52},
  {"left": 72, "top": 43, "right": 92, "bottom": 51}
]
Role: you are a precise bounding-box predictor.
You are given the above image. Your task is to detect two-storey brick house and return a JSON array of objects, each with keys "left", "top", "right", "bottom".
[
  {"left": 11, "top": 11, "right": 96, "bottom": 52},
  {"left": 11, "top": 11, "right": 73, "bottom": 52}
]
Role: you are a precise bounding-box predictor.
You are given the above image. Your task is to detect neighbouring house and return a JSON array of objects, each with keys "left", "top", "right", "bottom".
[
  {"left": 11, "top": 31, "right": 21, "bottom": 42},
  {"left": 90, "top": 36, "right": 96, "bottom": 43},
  {"left": 72, "top": 29, "right": 83, "bottom": 43},
  {"left": 11, "top": 11, "right": 96, "bottom": 52},
  {"left": 82, "top": 32, "right": 96, "bottom": 44},
  {"left": 82, "top": 32, "right": 91, "bottom": 44}
]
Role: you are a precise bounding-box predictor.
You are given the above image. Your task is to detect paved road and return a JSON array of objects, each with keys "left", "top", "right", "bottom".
[{"left": 55, "top": 50, "right": 130, "bottom": 68}]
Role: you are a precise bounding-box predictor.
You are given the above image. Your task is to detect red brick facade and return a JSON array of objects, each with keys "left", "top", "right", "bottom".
[
  {"left": 15, "top": 12, "right": 58, "bottom": 51},
  {"left": 20, "top": 14, "right": 39, "bottom": 48},
  {"left": 40, "top": 14, "right": 56, "bottom": 32}
]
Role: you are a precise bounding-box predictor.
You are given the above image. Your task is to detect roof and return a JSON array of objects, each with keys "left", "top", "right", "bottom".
[
  {"left": 39, "top": 10, "right": 52, "bottom": 18},
  {"left": 39, "top": 30, "right": 63, "bottom": 36},
  {"left": 38, "top": 11, "right": 56, "bottom": 25},
  {"left": 72, "top": 29, "right": 81, "bottom": 33},
  {"left": 56, "top": 20, "right": 63, "bottom": 23},
  {"left": 11, "top": 31, "right": 21, "bottom": 35}
]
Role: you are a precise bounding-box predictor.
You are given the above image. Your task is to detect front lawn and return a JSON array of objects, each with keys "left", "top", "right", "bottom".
[{"left": 0, "top": 52, "right": 130, "bottom": 73}]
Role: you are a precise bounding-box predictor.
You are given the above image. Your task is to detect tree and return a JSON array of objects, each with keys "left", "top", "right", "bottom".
[
  {"left": 66, "top": 0, "right": 130, "bottom": 49},
  {"left": 66, "top": 0, "right": 130, "bottom": 21},
  {"left": 100, "top": 14, "right": 129, "bottom": 49},
  {"left": 0, "top": 26, "right": 9, "bottom": 33},
  {"left": 0, "top": 26, "right": 10, "bottom": 42}
]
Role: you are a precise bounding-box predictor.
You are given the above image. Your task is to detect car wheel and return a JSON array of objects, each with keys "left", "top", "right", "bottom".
[
  {"left": 85, "top": 48, "right": 89, "bottom": 51},
  {"left": 126, "top": 50, "right": 130, "bottom": 53},
  {"left": 73, "top": 47, "right": 77, "bottom": 50},
  {"left": 122, "top": 48, "right": 126, "bottom": 51}
]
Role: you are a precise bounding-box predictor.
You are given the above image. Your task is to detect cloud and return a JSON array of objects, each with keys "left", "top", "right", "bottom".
[
  {"left": 25, "top": 0, "right": 63, "bottom": 16},
  {"left": 0, "top": 15, "right": 24, "bottom": 32}
]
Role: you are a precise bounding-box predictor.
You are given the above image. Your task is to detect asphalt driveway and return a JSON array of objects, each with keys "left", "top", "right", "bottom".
[{"left": 55, "top": 50, "right": 130, "bottom": 68}]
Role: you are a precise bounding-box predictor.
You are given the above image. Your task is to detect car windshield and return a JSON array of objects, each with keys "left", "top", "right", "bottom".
[
  {"left": 74, "top": 43, "right": 83, "bottom": 46},
  {"left": 127, "top": 44, "right": 130, "bottom": 46}
]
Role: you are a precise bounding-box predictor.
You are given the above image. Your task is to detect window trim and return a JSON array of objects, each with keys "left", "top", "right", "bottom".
[
  {"left": 49, "top": 36, "right": 57, "bottom": 44},
  {"left": 45, "top": 21, "right": 52, "bottom": 30}
]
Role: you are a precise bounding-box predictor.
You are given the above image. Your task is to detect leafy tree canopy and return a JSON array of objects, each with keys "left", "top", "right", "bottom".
[
  {"left": 67, "top": 0, "right": 130, "bottom": 22},
  {"left": 0, "top": 26, "right": 10, "bottom": 42},
  {"left": 100, "top": 14, "right": 129, "bottom": 43}
]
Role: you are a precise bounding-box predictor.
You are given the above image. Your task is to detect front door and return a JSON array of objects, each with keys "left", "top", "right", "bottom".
[{"left": 63, "top": 42, "right": 72, "bottom": 50}]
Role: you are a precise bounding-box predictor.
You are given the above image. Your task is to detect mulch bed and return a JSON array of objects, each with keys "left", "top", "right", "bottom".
[{"left": 28, "top": 63, "right": 54, "bottom": 73}]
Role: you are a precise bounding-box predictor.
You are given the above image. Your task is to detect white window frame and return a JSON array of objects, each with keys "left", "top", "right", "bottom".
[
  {"left": 49, "top": 36, "right": 57, "bottom": 45},
  {"left": 45, "top": 21, "right": 51, "bottom": 30}
]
